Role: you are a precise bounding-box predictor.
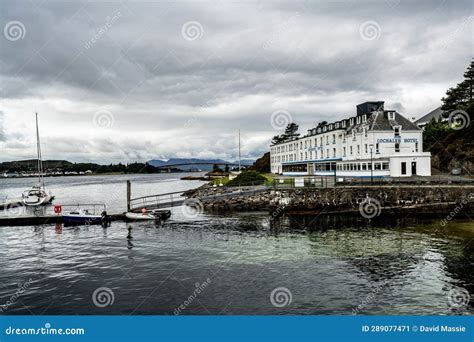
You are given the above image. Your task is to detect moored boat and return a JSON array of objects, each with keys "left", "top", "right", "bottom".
[
  {"left": 125, "top": 209, "right": 171, "bottom": 221},
  {"left": 61, "top": 204, "right": 109, "bottom": 226},
  {"left": 21, "top": 113, "right": 54, "bottom": 206}
]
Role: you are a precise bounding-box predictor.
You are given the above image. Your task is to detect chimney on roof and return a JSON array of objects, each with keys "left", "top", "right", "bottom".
[{"left": 357, "top": 101, "right": 384, "bottom": 116}]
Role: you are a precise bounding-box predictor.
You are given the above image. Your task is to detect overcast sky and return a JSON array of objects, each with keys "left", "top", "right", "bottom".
[{"left": 0, "top": 0, "right": 472, "bottom": 163}]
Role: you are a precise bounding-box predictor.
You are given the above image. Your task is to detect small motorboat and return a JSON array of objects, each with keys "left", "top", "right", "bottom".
[
  {"left": 61, "top": 204, "right": 109, "bottom": 226},
  {"left": 125, "top": 209, "right": 171, "bottom": 221}
]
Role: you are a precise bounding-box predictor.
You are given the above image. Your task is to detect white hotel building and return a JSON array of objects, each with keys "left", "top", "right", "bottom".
[{"left": 270, "top": 102, "right": 431, "bottom": 178}]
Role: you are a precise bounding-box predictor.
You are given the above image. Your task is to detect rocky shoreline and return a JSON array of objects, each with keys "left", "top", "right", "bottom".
[{"left": 184, "top": 183, "right": 474, "bottom": 217}]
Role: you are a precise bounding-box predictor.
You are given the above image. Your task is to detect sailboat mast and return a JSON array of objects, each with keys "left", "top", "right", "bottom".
[
  {"left": 238, "top": 129, "right": 241, "bottom": 172},
  {"left": 35, "top": 113, "right": 44, "bottom": 188}
]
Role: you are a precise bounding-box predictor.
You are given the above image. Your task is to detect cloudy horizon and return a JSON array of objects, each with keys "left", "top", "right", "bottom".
[{"left": 0, "top": 0, "right": 472, "bottom": 163}]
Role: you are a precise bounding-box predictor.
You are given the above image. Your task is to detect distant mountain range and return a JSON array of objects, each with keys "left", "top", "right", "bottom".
[{"left": 147, "top": 158, "right": 255, "bottom": 171}]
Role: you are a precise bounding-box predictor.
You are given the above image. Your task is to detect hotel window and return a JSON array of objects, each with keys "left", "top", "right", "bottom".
[
  {"left": 305, "top": 141, "right": 307, "bottom": 149},
  {"left": 375, "top": 163, "right": 382, "bottom": 171},
  {"left": 309, "top": 151, "right": 312, "bottom": 159},
  {"left": 342, "top": 134, "right": 346, "bottom": 143},
  {"left": 300, "top": 142, "right": 303, "bottom": 149},
  {"left": 335, "top": 122, "right": 339, "bottom": 129},
  {"left": 365, "top": 144, "right": 368, "bottom": 154},
  {"left": 415, "top": 142, "right": 419, "bottom": 152},
  {"left": 326, "top": 136, "right": 329, "bottom": 145},
  {"left": 357, "top": 163, "right": 361, "bottom": 171},
  {"left": 323, "top": 126, "right": 327, "bottom": 132},
  {"left": 350, "top": 146, "right": 353, "bottom": 155},
  {"left": 362, "top": 163, "right": 367, "bottom": 171},
  {"left": 376, "top": 143, "right": 379, "bottom": 153},
  {"left": 343, "top": 147, "right": 346, "bottom": 157},
  {"left": 395, "top": 143, "right": 400, "bottom": 152},
  {"left": 357, "top": 116, "right": 361, "bottom": 124},
  {"left": 305, "top": 152, "right": 308, "bottom": 160},
  {"left": 309, "top": 140, "right": 312, "bottom": 148},
  {"left": 326, "top": 149, "right": 329, "bottom": 158},
  {"left": 342, "top": 121, "right": 346, "bottom": 128},
  {"left": 382, "top": 162, "right": 389, "bottom": 170},
  {"left": 350, "top": 118, "right": 354, "bottom": 125},
  {"left": 332, "top": 134, "right": 336, "bottom": 144},
  {"left": 368, "top": 162, "right": 372, "bottom": 170},
  {"left": 394, "top": 126, "right": 400, "bottom": 137},
  {"left": 388, "top": 111, "right": 395, "bottom": 120},
  {"left": 333, "top": 148, "right": 336, "bottom": 157},
  {"left": 357, "top": 145, "right": 360, "bottom": 154},
  {"left": 329, "top": 124, "right": 333, "bottom": 130},
  {"left": 364, "top": 127, "right": 368, "bottom": 137},
  {"left": 362, "top": 114, "right": 367, "bottom": 123},
  {"left": 352, "top": 130, "right": 356, "bottom": 141},
  {"left": 320, "top": 137, "right": 323, "bottom": 146}
]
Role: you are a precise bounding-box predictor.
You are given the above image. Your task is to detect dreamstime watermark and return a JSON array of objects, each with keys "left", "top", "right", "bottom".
[
  {"left": 359, "top": 197, "right": 382, "bottom": 219},
  {"left": 174, "top": 278, "right": 211, "bottom": 315},
  {"left": 448, "top": 110, "right": 470, "bottom": 130},
  {"left": 352, "top": 281, "right": 388, "bottom": 315},
  {"left": 92, "top": 287, "right": 115, "bottom": 308},
  {"left": 270, "top": 191, "right": 297, "bottom": 219},
  {"left": 270, "top": 110, "right": 292, "bottom": 130},
  {"left": 2, "top": 203, "right": 23, "bottom": 217},
  {"left": 0, "top": 278, "right": 33, "bottom": 313},
  {"left": 181, "top": 198, "right": 204, "bottom": 219},
  {"left": 5, "top": 323, "right": 85, "bottom": 336},
  {"left": 441, "top": 15, "right": 473, "bottom": 49},
  {"left": 93, "top": 110, "right": 115, "bottom": 128},
  {"left": 447, "top": 287, "right": 470, "bottom": 309},
  {"left": 440, "top": 193, "right": 473, "bottom": 227},
  {"left": 181, "top": 21, "right": 204, "bottom": 41},
  {"left": 3, "top": 21, "right": 26, "bottom": 41},
  {"left": 84, "top": 12, "right": 122, "bottom": 50},
  {"left": 270, "top": 287, "right": 292, "bottom": 307},
  {"left": 359, "top": 21, "right": 381, "bottom": 41},
  {"left": 262, "top": 12, "right": 299, "bottom": 50}
]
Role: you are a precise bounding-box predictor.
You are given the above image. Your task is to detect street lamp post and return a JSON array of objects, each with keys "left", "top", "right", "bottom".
[{"left": 369, "top": 144, "right": 374, "bottom": 184}]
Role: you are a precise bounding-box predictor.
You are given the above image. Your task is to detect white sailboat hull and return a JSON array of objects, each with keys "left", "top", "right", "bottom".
[{"left": 22, "top": 190, "right": 51, "bottom": 206}]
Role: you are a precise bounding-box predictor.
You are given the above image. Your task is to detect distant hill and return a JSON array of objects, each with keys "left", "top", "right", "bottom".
[
  {"left": 248, "top": 152, "right": 270, "bottom": 173},
  {"left": 147, "top": 158, "right": 255, "bottom": 171}
]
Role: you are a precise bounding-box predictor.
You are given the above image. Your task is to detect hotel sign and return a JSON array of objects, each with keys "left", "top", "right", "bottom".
[{"left": 376, "top": 137, "right": 418, "bottom": 143}]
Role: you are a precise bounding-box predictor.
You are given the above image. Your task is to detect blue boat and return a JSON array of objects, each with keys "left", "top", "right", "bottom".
[{"left": 62, "top": 205, "right": 109, "bottom": 226}]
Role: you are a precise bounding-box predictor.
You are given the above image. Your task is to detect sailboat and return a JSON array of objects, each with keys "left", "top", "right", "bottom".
[{"left": 21, "top": 113, "right": 54, "bottom": 206}]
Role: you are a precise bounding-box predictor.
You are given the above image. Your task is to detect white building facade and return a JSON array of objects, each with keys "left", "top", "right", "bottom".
[{"left": 270, "top": 102, "right": 431, "bottom": 178}]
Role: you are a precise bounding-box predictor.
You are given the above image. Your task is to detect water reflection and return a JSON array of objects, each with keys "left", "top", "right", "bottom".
[
  {"left": 0, "top": 212, "right": 471, "bottom": 315},
  {"left": 127, "top": 225, "right": 134, "bottom": 250}
]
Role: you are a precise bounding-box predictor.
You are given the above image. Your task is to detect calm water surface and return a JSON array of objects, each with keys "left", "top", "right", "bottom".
[{"left": 0, "top": 175, "right": 473, "bottom": 315}]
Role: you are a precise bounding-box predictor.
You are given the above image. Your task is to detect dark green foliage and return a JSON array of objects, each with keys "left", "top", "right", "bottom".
[
  {"left": 426, "top": 60, "right": 474, "bottom": 171},
  {"left": 226, "top": 170, "right": 267, "bottom": 186},
  {"left": 249, "top": 152, "right": 270, "bottom": 173},
  {"left": 271, "top": 122, "right": 300, "bottom": 145},
  {"left": 212, "top": 164, "right": 224, "bottom": 173}
]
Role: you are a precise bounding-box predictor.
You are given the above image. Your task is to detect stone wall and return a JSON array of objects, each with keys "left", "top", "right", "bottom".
[{"left": 188, "top": 185, "right": 474, "bottom": 216}]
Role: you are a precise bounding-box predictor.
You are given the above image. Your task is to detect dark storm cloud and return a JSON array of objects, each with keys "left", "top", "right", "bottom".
[{"left": 0, "top": 0, "right": 472, "bottom": 162}]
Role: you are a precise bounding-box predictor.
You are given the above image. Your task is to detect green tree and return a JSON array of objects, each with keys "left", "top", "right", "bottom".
[
  {"left": 284, "top": 122, "right": 300, "bottom": 140},
  {"left": 212, "top": 164, "right": 223, "bottom": 173}
]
